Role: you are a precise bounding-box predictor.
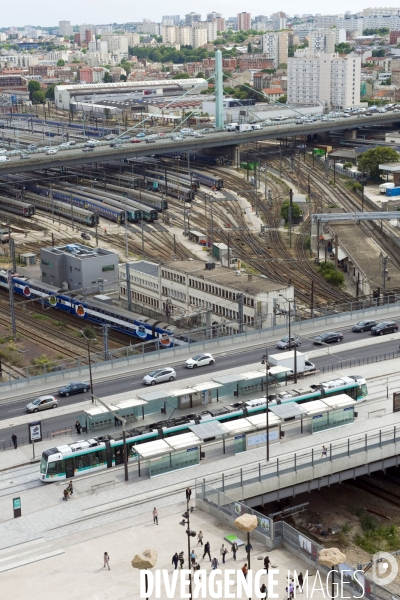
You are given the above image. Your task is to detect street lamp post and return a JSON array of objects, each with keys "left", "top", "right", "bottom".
[
  {"left": 80, "top": 330, "right": 96, "bottom": 403},
  {"left": 279, "top": 294, "right": 297, "bottom": 384},
  {"left": 261, "top": 349, "right": 270, "bottom": 461}
]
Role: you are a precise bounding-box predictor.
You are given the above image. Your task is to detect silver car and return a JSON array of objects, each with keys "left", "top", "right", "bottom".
[
  {"left": 26, "top": 395, "right": 58, "bottom": 412},
  {"left": 276, "top": 335, "right": 301, "bottom": 350},
  {"left": 143, "top": 367, "right": 176, "bottom": 385}
]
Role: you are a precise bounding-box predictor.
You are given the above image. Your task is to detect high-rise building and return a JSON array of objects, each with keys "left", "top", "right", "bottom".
[
  {"left": 85, "top": 30, "right": 92, "bottom": 45},
  {"left": 192, "top": 27, "right": 207, "bottom": 48},
  {"left": 215, "top": 18, "right": 226, "bottom": 32},
  {"left": 272, "top": 13, "right": 286, "bottom": 31},
  {"left": 287, "top": 52, "right": 361, "bottom": 109},
  {"left": 185, "top": 13, "right": 201, "bottom": 26},
  {"left": 59, "top": 20, "right": 73, "bottom": 37},
  {"left": 162, "top": 15, "right": 180, "bottom": 25},
  {"left": 79, "top": 24, "right": 94, "bottom": 38},
  {"left": 177, "top": 27, "right": 191, "bottom": 46},
  {"left": 237, "top": 12, "right": 251, "bottom": 31},
  {"left": 207, "top": 12, "right": 222, "bottom": 22},
  {"left": 161, "top": 25, "right": 177, "bottom": 44},
  {"left": 309, "top": 29, "right": 345, "bottom": 54},
  {"left": 261, "top": 32, "right": 288, "bottom": 68},
  {"left": 363, "top": 7, "right": 400, "bottom": 17}
]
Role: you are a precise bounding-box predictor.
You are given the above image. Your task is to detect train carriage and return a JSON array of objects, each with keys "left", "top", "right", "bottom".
[
  {"left": 0, "top": 196, "right": 35, "bottom": 217},
  {"left": 24, "top": 192, "right": 97, "bottom": 226}
]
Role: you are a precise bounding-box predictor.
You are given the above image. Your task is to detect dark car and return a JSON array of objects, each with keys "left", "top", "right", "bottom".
[
  {"left": 352, "top": 320, "right": 377, "bottom": 332},
  {"left": 81, "top": 232, "right": 91, "bottom": 240},
  {"left": 371, "top": 321, "right": 398, "bottom": 336},
  {"left": 110, "top": 141, "right": 122, "bottom": 147},
  {"left": 58, "top": 381, "right": 90, "bottom": 396},
  {"left": 313, "top": 332, "right": 344, "bottom": 345},
  {"left": 82, "top": 146, "right": 94, "bottom": 152}
]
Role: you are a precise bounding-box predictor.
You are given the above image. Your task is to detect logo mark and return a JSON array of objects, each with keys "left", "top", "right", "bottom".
[{"left": 371, "top": 552, "right": 398, "bottom": 586}]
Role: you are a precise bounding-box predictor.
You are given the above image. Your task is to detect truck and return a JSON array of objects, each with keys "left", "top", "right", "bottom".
[
  {"left": 267, "top": 350, "right": 316, "bottom": 376},
  {"left": 386, "top": 186, "right": 400, "bottom": 197},
  {"left": 225, "top": 123, "right": 238, "bottom": 131},
  {"left": 251, "top": 123, "right": 263, "bottom": 130},
  {"left": 380, "top": 182, "right": 395, "bottom": 194},
  {"left": 236, "top": 123, "right": 253, "bottom": 132}
]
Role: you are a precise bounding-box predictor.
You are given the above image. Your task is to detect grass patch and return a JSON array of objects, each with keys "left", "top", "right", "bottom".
[
  {"left": 29, "top": 354, "right": 57, "bottom": 375},
  {"left": 53, "top": 320, "right": 67, "bottom": 328},
  {"left": 30, "top": 313, "right": 51, "bottom": 321},
  {"left": 0, "top": 346, "right": 24, "bottom": 366},
  {"left": 355, "top": 510, "right": 400, "bottom": 553}
]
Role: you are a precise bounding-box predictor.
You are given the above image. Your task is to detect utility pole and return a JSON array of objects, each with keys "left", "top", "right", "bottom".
[
  {"left": 382, "top": 255, "right": 390, "bottom": 294},
  {"left": 8, "top": 271, "right": 16, "bottom": 341},
  {"left": 95, "top": 395, "right": 129, "bottom": 481},
  {"left": 103, "top": 324, "right": 110, "bottom": 360},
  {"left": 289, "top": 189, "right": 293, "bottom": 249},
  {"left": 124, "top": 205, "right": 129, "bottom": 258},
  {"left": 9, "top": 237, "right": 16, "bottom": 274},
  {"left": 50, "top": 185, "right": 54, "bottom": 222},
  {"left": 141, "top": 220, "right": 144, "bottom": 259},
  {"left": 237, "top": 293, "right": 244, "bottom": 334},
  {"left": 95, "top": 213, "right": 99, "bottom": 246},
  {"left": 126, "top": 262, "right": 132, "bottom": 312},
  {"left": 334, "top": 234, "right": 339, "bottom": 270}
]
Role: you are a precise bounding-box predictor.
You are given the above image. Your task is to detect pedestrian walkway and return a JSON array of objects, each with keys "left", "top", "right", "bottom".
[{"left": 0, "top": 489, "right": 343, "bottom": 600}]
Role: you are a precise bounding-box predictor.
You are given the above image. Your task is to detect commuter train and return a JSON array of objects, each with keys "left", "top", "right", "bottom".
[
  {"left": 24, "top": 191, "right": 98, "bottom": 226},
  {"left": 91, "top": 182, "right": 168, "bottom": 212},
  {"left": 0, "top": 272, "right": 179, "bottom": 345},
  {"left": 24, "top": 184, "right": 126, "bottom": 223},
  {"left": 0, "top": 196, "right": 35, "bottom": 217},
  {"left": 38, "top": 374, "right": 367, "bottom": 482},
  {"left": 62, "top": 185, "right": 158, "bottom": 222}
]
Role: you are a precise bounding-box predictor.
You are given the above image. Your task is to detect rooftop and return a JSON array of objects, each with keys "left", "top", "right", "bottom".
[
  {"left": 128, "top": 260, "right": 159, "bottom": 278},
  {"left": 44, "top": 244, "right": 117, "bottom": 258},
  {"left": 163, "top": 259, "right": 289, "bottom": 294}
]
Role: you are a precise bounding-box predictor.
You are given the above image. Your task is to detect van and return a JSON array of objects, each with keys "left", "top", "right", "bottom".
[
  {"left": 379, "top": 182, "right": 395, "bottom": 194},
  {"left": 0, "top": 156, "right": 10, "bottom": 162}
]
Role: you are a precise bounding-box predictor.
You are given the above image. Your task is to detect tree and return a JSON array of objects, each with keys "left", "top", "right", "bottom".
[
  {"left": 335, "top": 42, "right": 352, "bottom": 54},
  {"left": 372, "top": 48, "right": 385, "bottom": 57},
  {"left": 45, "top": 84, "right": 57, "bottom": 100},
  {"left": 318, "top": 262, "right": 345, "bottom": 287},
  {"left": 32, "top": 90, "right": 45, "bottom": 104},
  {"left": 172, "top": 72, "right": 190, "bottom": 79},
  {"left": 57, "top": 59, "right": 65, "bottom": 66},
  {"left": 28, "top": 80, "right": 41, "bottom": 100},
  {"left": 120, "top": 74, "right": 127, "bottom": 81},
  {"left": 281, "top": 200, "right": 302, "bottom": 222},
  {"left": 357, "top": 147, "right": 399, "bottom": 181},
  {"left": 277, "top": 95, "right": 287, "bottom": 103},
  {"left": 196, "top": 71, "right": 205, "bottom": 78},
  {"left": 247, "top": 42, "right": 252, "bottom": 53},
  {"left": 103, "top": 71, "right": 113, "bottom": 83}
]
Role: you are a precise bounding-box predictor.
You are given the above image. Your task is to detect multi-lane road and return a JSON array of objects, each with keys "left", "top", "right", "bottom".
[{"left": 1, "top": 318, "right": 399, "bottom": 443}]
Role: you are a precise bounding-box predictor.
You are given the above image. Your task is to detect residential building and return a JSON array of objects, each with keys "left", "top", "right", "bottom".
[
  {"left": 161, "top": 26, "right": 177, "bottom": 44},
  {"left": 262, "top": 87, "right": 286, "bottom": 101},
  {"left": 119, "top": 259, "right": 294, "bottom": 332},
  {"left": 162, "top": 15, "right": 180, "bottom": 25},
  {"left": 59, "top": 20, "right": 73, "bottom": 37},
  {"left": 176, "top": 27, "right": 191, "bottom": 46},
  {"left": 238, "top": 55, "right": 274, "bottom": 70},
  {"left": 237, "top": 12, "right": 251, "bottom": 31},
  {"left": 192, "top": 28, "right": 207, "bottom": 49},
  {"left": 215, "top": 18, "right": 226, "bottom": 32},
  {"left": 272, "top": 12, "right": 286, "bottom": 31},
  {"left": 337, "top": 16, "right": 364, "bottom": 34},
  {"left": 79, "top": 24, "right": 94, "bottom": 38},
  {"left": 185, "top": 13, "right": 201, "bottom": 26},
  {"left": 127, "top": 33, "right": 141, "bottom": 47},
  {"left": 287, "top": 51, "right": 361, "bottom": 110},
  {"left": 85, "top": 30, "right": 92, "bottom": 45},
  {"left": 101, "top": 35, "right": 129, "bottom": 54},
  {"left": 391, "top": 59, "right": 400, "bottom": 86},
  {"left": 390, "top": 31, "right": 400, "bottom": 44},
  {"left": 40, "top": 244, "right": 119, "bottom": 292},
  {"left": 309, "top": 29, "right": 346, "bottom": 54},
  {"left": 206, "top": 21, "right": 218, "bottom": 42},
  {"left": 261, "top": 32, "right": 289, "bottom": 68},
  {"left": 0, "top": 54, "right": 38, "bottom": 68},
  {"left": 363, "top": 7, "right": 400, "bottom": 17},
  {"left": 315, "top": 15, "right": 339, "bottom": 27},
  {"left": 207, "top": 12, "right": 222, "bottom": 22}
]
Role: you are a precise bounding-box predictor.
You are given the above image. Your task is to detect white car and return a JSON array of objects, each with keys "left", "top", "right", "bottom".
[
  {"left": 0, "top": 148, "right": 7, "bottom": 155},
  {"left": 180, "top": 128, "right": 193, "bottom": 134},
  {"left": 143, "top": 367, "right": 176, "bottom": 385},
  {"left": 59, "top": 143, "right": 71, "bottom": 149},
  {"left": 185, "top": 353, "right": 215, "bottom": 369},
  {"left": 46, "top": 149, "right": 58, "bottom": 155}
]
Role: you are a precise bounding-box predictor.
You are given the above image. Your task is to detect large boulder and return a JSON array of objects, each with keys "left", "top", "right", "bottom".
[
  {"left": 131, "top": 549, "right": 158, "bottom": 570},
  {"left": 318, "top": 548, "right": 346, "bottom": 567},
  {"left": 234, "top": 514, "right": 258, "bottom": 533}
]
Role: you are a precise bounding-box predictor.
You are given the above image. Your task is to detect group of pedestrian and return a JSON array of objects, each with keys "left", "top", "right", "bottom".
[
  {"left": 62, "top": 481, "right": 74, "bottom": 501},
  {"left": 286, "top": 574, "right": 304, "bottom": 598},
  {"left": 171, "top": 552, "right": 185, "bottom": 569}
]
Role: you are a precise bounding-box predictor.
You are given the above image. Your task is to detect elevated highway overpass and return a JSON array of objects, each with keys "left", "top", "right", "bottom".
[{"left": 0, "top": 112, "right": 398, "bottom": 176}]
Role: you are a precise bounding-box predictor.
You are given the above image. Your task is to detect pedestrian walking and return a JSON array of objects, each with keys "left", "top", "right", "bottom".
[
  {"left": 152, "top": 507, "right": 158, "bottom": 524},
  {"left": 67, "top": 481, "right": 73, "bottom": 495},
  {"left": 264, "top": 555, "right": 271, "bottom": 573},
  {"left": 179, "top": 551, "right": 184, "bottom": 568},
  {"left": 298, "top": 572, "right": 304, "bottom": 592},
  {"left": 289, "top": 582, "right": 294, "bottom": 599},
  {"left": 197, "top": 530, "right": 204, "bottom": 546},
  {"left": 260, "top": 583, "right": 267, "bottom": 598},
  {"left": 321, "top": 445, "right": 328, "bottom": 458},
  {"left": 190, "top": 550, "right": 197, "bottom": 566},
  {"left": 172, "top": 552, "right": 179, "bottom": 570},
  {"left": 63, "top": 488, "right": 69, "bottom": 501},
  {"left": 103, "top": 552, "right": 110, "bottom": 570},
  {"left": 203, "top": 541, "right": 211, "bottom": 561},
  {"left": 242, "top": 563, "right": 248, "bottom": 579},
  {"left": 245, "top": 542, "right": 253, "bottom": 555},
  {"left": 75, "top": 421, "right": 82, "bottom": 435},
  {"left": 186, "top": 487, "right": 192, "bottom": 501},
  {"left": 220, "top": 544, "right": 229, "bottom": 564},
  {"left": 11, "top": 434, "right": 17, "bottom": 449},
  {"left": 211, "top": 557, "right": 219, "bottom": 570},
  {"left": 104, "top": 227, "right": 107, "bottom": 234},
  {"left": 231, "top": 541, "right": 238, "bottom": 561}
]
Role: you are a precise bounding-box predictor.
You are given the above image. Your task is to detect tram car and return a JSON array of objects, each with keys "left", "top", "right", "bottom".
[{"left": 38, "top": 374, "right": 367, "bottom": 482}]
